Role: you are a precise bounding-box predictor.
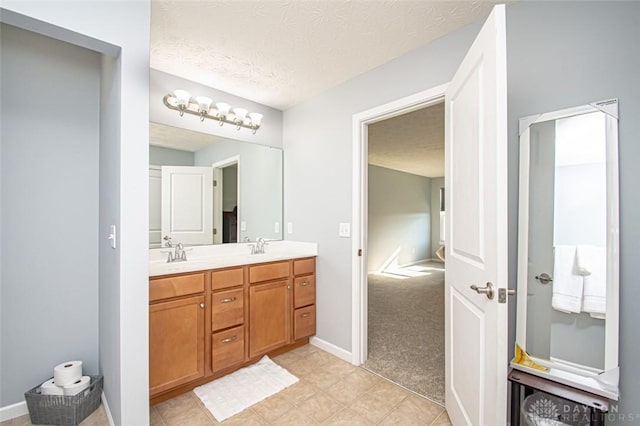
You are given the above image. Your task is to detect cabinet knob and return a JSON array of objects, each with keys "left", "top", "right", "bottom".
[
  {"left": 300, "top": 281, "right": 310, "bottom": 287},
  {"left": 220, "top": 297, "right": 237, "bottom": 303},
  {"left": 287, "top": 285, "right": 292, "bottom": 289},
  {"left": 301, "top": 312, "right": 311, "bottom": 318},
  {"left": 200, "top": 303, "right": 205, "bottom": 309}
]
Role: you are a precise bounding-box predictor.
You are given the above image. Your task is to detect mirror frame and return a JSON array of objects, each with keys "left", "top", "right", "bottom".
[{"left": 514, "top": 99, "right": 620, "bottom": 399}]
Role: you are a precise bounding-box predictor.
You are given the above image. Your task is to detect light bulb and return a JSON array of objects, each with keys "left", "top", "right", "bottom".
[
  {"left": 215, "top": 102, "right": 231, "bottom": 116},
  {"left": 195, "top": 96, "right": 213, "bottom": 113},
  {"left": 233, "top": 108, "right": 248, "bottom": 122},
  {"left": 248, "top": 112, "right": 263, "bottom": 127},
  {"left": 173, "top": 90, "right": 191, "bottom": 107}
]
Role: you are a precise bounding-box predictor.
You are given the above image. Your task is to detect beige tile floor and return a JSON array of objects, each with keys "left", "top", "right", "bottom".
[{"left": 4, "top": 344, "right": 450, "bottom": 426}]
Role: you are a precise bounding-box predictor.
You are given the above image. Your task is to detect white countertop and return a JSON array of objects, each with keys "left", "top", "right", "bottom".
[{"left": 149, "top": 240, "right": 318, "bottom": 277}]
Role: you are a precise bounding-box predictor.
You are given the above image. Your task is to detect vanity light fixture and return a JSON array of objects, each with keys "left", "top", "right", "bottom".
[{"left": 163, "top": 90, "right": 263, "bottom": 133}]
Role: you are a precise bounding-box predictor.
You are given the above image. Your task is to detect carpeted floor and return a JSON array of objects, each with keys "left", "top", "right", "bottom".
[{"left": 363, "top": 261, "right": 445, "bottom": 404}]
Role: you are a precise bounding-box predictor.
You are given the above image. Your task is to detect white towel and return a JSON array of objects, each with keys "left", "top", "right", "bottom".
[
  {"left": 551, "top": 245, "right": 583, "bottom": 313},
  {"left": 580, "top": 246, "right": 607, "bottom": 318},
  {"left": 574, "top": 245, "right": 593, "bottom": 276}
]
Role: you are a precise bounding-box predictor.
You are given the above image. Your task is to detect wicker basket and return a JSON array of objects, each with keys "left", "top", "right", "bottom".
[{"left": 24, "top": 375, "right": 103, "bottom": 425}]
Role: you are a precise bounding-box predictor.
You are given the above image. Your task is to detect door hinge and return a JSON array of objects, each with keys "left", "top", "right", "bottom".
[
  {"left": 213, "top": 180, "right": 218, "bottom": 187},
  {"left": 213, "top": 228, "right": 217, "bottom": 235},
  {"left": 358, "top": 249, "right": 363, "bottom": 257}
]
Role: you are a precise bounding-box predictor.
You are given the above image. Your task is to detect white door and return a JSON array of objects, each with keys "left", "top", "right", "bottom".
[
  {"left": 444, "top": 5, "right": 508, "bottom": 425},
  {"left": 161, "top": 166, "right": 213, "bottom": 246}
]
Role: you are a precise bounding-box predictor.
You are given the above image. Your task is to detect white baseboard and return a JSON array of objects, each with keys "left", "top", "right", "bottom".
[
  {"left": 101, "top": 392, "right": 115, "bottom": 426},
  {"left": 0, "top": 400, "right": 28, "bottom": 422},
  {"left": 309, "top": 337, "right": 352, "bottom": 363}
]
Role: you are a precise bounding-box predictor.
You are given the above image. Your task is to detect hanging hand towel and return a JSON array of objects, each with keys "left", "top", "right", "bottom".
[
  {"left": 574, "top": 245, "right": 593, "bottom": 276},
  {"left": 580, "top": 245, "right": 607, "bottom": 318},
  {"left": 551, "top": 245, "right": 583, "bottom": 313}
]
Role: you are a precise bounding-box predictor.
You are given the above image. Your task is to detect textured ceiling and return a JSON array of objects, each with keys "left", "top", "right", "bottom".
[
  {"left": 151, "top": 0, "right": 500, "bottom": 110},
  {"left": 368, "top": 102, "right": 444, "bottom": 178},
  {"left": 150, "top": 122, "right": 225, "bottom": 152}
]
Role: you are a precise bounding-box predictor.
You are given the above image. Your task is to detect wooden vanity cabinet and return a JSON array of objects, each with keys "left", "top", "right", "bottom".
[
  {"left": 149, "top": 273, "right": 206, "bottom": 397},
  {"left": 149, "top": 257, "right": 316, "bottom": 404}
]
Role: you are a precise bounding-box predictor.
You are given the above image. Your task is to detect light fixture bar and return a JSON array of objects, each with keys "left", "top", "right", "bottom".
[{"left": 163, "top": 93, "right": 262, "bottom": 133}]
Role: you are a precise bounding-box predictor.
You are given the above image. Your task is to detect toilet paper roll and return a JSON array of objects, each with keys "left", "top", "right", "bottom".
[
  {"left": 63, "top": 376, "right": 91, "bottom": 396},
  {"left": 40, "top": 378, "right": 64, "bottom": 396},
  {"left": 53, "top": 361, "right": 83, "bottom": 386}
]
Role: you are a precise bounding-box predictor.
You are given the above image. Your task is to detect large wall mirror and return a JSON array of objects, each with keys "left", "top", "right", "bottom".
[
  {"left": 149, "top": 122, "right": 283, "bottom": 247},
  {"left": 514, "top": 99, "right": 619, "bottom": 399}
]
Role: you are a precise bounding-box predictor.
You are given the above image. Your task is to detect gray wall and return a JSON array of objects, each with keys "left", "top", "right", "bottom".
[
  {"left": 195, "top": 139, "right": 283, "bottom": 242},
  {"left": 1, "top": 24, "right": 100, "bottom": 405},
  {"left": 506, "top": 3, "right": 639, "bottom": 419},
  {"left": 284, "top": 1, "right": 640, "bottom": 418},
  {"left": 430, "top": 177, "right": 445, "bottom": 259},
  {"left": 367, "top": 165, "right": 432, "bottom": 272},
  {"left": 149, "top": 145, "right": 194, "bottom": 166},
  {"left": 1, "top": 1, "right": 151, "bottom": 423}
]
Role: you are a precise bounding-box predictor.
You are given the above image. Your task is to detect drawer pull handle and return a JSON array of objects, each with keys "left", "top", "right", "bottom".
[
  {"left": 220, "top": 297, "right": 237, "bottom": 303},
  {"left": 221, "top": 335, "right": 237, "bottom": 343},
  {"left": 200, "top": 303, "right": 205, "bottom": 309},
  {"left": 300, "top": 282, "right": 311, "bottom": 287},
  {"left": 300, "top": 313, "right": 311, "bottom": 318}
]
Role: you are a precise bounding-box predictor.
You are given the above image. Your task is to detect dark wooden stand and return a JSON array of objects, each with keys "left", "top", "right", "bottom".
[{"left": 508, "top": 369, "right": 608, "bottom": 426}]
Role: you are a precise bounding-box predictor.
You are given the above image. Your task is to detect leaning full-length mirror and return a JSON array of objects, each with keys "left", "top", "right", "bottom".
[
  {"left": 148, "top": 122, "right": 283, "bottom": 247},
  {"left": 514, "top": 99, "right": 619, "bottom": 399}
]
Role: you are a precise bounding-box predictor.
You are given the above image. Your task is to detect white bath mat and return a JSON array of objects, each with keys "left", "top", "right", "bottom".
[{"left": 193, "top": 356, "right": 298, "bottom": 422}]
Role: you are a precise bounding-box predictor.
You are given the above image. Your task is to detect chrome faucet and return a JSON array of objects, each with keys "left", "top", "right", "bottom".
[
  {"left": 248, "top": 237, "right": 268, "bottom": 255},
  {"left": 164, "top": 242, "right": 187, "bottom": 263}
]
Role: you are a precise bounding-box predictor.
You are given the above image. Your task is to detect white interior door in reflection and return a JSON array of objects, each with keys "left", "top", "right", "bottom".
[{"left": 161, "top": 166, "right": 213, "bottom": 246}]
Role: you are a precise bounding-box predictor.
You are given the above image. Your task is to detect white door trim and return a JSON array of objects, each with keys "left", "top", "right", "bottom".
[
  {"left": 212, "top": 155, "right": 241, "bottom": 243},
  {"left": 351, "top": 83, "right": 448, "bottom": 365}
]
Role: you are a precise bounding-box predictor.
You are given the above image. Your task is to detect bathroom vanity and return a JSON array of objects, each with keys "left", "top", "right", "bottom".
[{"left": 148, "top": 242, "right": 317, "bottom": 404}]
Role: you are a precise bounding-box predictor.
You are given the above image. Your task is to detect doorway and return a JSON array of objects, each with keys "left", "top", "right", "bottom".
[
  {"left": 212, "top": 156, "right": 240, "bottom": 244},
  {"left": 362, "top": 101, "right": 446, "bottom": 404},
  {"left": 352, "top": 84, "right": 448, "bottom": 368}
]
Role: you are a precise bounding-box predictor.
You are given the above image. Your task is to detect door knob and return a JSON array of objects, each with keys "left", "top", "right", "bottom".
[
  {"left": 470, "top": 282, "right": 494, "bottom": 300},
  {"left": 535, "top": 273, "right": 553, "bottom": 285}
]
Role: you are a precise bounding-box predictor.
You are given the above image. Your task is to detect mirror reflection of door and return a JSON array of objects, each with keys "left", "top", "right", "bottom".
[{"left": 527, "top": 111, "right": 607, "bottom": 371}]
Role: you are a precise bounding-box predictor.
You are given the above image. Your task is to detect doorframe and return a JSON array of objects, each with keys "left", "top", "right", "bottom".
[
  {"left": 212, "top": 155, "right": 241, "bottom": 244},
  {"left": 351, "top": 83, "right": 448, "bottom": 365}
]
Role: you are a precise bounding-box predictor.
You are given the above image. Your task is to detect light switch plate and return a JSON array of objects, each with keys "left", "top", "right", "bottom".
[
  {"left": 287, "top": 222, "right": 293, "bottom": 234},
  {"left": 241, "top": 221, "right": 247, "bottom": 231},
  {"left": 339, "top": 222, "right": 351, "bottom": 238},
  {"left": 108, "top": 225, "right": 117, "bottom": 249},
  {"left": 274, "top": 222, "right": 280, "bottom": 233}
]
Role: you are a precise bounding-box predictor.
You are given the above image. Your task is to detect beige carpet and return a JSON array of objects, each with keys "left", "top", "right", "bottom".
[{"left": 363, "top": 261, "right": 445, "bottom": 404}]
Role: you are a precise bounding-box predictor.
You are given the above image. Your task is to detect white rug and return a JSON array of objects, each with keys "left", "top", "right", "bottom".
[{"left": 193, "top": 356, "right": 298, "bottom": 422}]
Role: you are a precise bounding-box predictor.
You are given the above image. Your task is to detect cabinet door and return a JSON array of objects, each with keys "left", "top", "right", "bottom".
[
  {"left": 249, "top": 280, "right": 291, "bottom": 358},
  {"left": 149, "top": 295, "right": 205, "bottom": 396}
]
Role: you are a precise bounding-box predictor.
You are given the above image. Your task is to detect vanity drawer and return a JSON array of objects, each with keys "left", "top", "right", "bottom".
[
  {"left": 211, "top": 325, "right": 245, "bottom": 373},
  {"left": 294, "top": 275, "right": 315, "bottom": 308},
  {"left": 211, "top": 288, "right": 244, "bottom": 331},
  {"left": 249, "top": 261, "right": 290, "bottom": 284},
  {"left": 149, "top": 273, "right": 205, "bottom": 302},
  {"left": 293, "top": 305, "right": 316, "bottom": 341},
  {"left": 294, "top": 258, "right": 315, "bottom": 276},
  {"left": 211, "top": 267, "right": 244, "bottom": 291}
]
